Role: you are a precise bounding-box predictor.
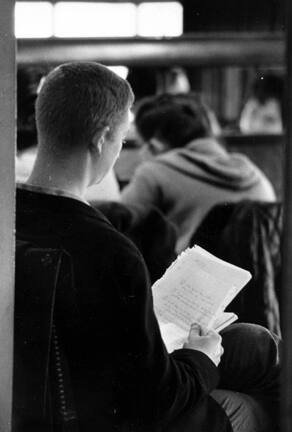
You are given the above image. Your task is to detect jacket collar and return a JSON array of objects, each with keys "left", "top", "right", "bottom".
[
  {"left": 16, "top": 186, "right": 111, "bottom": 226},
  {"left": 185, "top": 137, "right": 227, "bottom": 157},
  {"left": 17, "top": 182, "right": 90, "bottom": 206}
]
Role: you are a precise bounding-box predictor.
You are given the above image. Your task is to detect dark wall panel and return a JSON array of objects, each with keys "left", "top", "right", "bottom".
[{"left": 183, "top": 0, "right": 285, "bottom": 32}]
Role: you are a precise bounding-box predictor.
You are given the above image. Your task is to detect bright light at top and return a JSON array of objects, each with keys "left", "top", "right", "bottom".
[
  {"left": 54, "top": 2, "right": 137, "bottom": 37},
  {"left": 15, "top": 2, "right": 53, "bottom": 38},
  {"left": 15, "top": 1, "right": 183, "bottom": 39},
  {"left": 137, "top": 2, "right": 183, "bottom": 37}
]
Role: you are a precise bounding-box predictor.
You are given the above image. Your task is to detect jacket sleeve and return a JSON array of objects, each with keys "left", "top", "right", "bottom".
[{"left": 113, "top": 236, "right": 219, "bottom": 429}]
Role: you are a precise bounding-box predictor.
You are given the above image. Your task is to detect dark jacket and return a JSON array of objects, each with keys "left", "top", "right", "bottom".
[
  {"left": 16, "top": 187, "right": 232, "bottom": 432},
  {"left": 93, "top": 201, "right": 177, "bottom": 283},
  {"left": 191, "top": 200, "right": 282, "bottom": 336}
]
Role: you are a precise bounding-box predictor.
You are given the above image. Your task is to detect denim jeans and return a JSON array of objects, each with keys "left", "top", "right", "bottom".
[{"left": 211, "top": 323, "right": 281, "bottom": 432}]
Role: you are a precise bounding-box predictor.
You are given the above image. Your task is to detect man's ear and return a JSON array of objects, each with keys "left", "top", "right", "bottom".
[{"left": 91, "top": 126, "right": 110, "bottom": 154}]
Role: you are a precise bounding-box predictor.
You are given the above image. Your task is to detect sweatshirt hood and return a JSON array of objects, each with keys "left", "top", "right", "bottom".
[{"left": 156, "top": 137, "right": 263, "bottom": 191}]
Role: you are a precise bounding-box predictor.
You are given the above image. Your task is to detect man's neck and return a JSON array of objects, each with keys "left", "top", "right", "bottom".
[
  {"left": 26, "top": 174, "right": 84, "bottom": 199},
  {"left": 27, "top": 151, "right": 89, "bottom": 200}
]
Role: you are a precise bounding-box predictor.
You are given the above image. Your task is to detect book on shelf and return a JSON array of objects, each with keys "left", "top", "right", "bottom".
[{"left": 152, "top": 245, "right": 252, "bottom": 353}]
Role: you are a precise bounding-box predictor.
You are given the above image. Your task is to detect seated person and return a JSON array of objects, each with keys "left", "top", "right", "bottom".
[
  {"left": 121, "top": 93, "right": 276, "bottom": 252},
  {"left": 16, "top": 62, "right": 280, "bottom": 432},
  {"left": 164, "top": 67, "right": 191, "bottom": 94},
  {"left": 239, "top": 73, "right": 284, "bottom": 135}
]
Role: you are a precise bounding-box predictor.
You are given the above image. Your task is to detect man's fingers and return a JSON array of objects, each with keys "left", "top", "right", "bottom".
[
  {"left": 217, "top": 345, "right": 224, "bottom": 356},
  {"left": 190, "top": 325, "right": 223, "bottom": 342},
  {"left": 190, "top": 323, "right": 201, "bottom": 335},
  {"left": 195, "top": 324, "right": 210, "bottom": 336},
  {"left": 215, "top": 346, "right": 224, "bottom": 366},
  {"left": 205, "top": 328, "right": 222, "bottom": 342}
]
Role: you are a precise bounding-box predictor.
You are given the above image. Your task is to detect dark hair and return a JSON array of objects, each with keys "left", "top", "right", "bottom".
[
  {"left": 251, "top": 73, "right": 284, "bottom": 105},
  {"left": 127, "top": 67, "right": 157, "bottom": 100},
  {"left": 36, "top": 62, "right": 134, "bottom": 152},
  {"left": 134, "top": 92, "right": 212, "bottom": 149}
]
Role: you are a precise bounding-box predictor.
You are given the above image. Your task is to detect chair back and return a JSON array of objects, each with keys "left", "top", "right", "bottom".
[
  {"left": 190, "top": 200, "right": 283, "bottom": 336},
  {"left": 13, "top": 240, "right": 78, "bottom": 431}
]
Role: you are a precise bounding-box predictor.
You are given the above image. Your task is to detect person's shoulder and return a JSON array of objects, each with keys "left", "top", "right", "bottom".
[
  {"left": 70, "top": 207, "right": 127, "bottom": 245},
  {"left": 134, "top": 159, "right": 159, "bottom": 174},
  {"left": 155, "top": 148, "right": 184, "bottom": 169},
  {"left": 133, "top": 156, "right": 175, "bottom": 181},
  {"left": 84, "top": 214, "right": 148, "bottom": 283},
  {"left": 72, "top": 206, "right": 140, "bottom": 254},
  {"left": 16, "top": 188, "right": 146, "bottom": 268}
]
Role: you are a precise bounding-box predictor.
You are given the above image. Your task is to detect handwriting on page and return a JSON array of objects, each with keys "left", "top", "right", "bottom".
[
  {"left": 153, "top": 246, "right": 252, "bottom": 352},
  {"left": 156, "top": 292, "right": 213, "bottom": 329},
  {"left": 154, "top": 268, "right": 231, "bottom": 329}
]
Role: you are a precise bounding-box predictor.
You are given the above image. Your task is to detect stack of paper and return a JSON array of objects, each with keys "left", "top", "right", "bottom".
[{"left": 152, "top": 245, "right": 251, "bottom": 352}]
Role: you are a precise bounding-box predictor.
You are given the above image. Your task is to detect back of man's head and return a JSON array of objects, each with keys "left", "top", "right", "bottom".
[
  {"left": 36, "top": 62, "right": 134, "bottom": 154},
  {"left": 135, "top": 92, "right": 213, "bottom": 149}
]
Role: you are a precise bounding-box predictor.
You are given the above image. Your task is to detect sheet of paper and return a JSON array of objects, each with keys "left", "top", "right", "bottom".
[
  {"left": 159, "top": 313, "right": 238, "bottom": 353},
  {"left": 159, "top": 322, "right": 188, "bottom": 353},
  {"left": 154, "top": 268, "right": 231, "bottom": 329},
  {"left": 153, "top": 245, "right": 251, "bottom": 350},
  {"left": 213, "top": 312, "right": 238, "bottom": 332}
]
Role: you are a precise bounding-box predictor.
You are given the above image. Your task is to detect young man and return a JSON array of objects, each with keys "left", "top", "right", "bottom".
[
  {"left": 121, "top": 93, "right": 276, "bottom": 253},
  {"left": 16, "top": 62, "right": 280, "bottom": 431}
]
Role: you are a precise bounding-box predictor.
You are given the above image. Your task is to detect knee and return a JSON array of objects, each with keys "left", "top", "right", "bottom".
[
  {"left": 221, "top": 323, "right": 281, "bottom": 365},
  {"left": 222, "top": 322, "right": 277, "bottom": 342}
]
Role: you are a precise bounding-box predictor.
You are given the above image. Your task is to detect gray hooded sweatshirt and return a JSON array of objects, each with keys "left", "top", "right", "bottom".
[{"left": 121, "top": 137, "right": 276, "bottom": 252}]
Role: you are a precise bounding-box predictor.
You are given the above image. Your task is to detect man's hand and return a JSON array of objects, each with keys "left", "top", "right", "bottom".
[{"left": 183, "top": 323, "right": 224, "bottom": 366}]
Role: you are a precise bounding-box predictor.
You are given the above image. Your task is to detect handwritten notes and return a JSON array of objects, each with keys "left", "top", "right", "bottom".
[{"left": 153, "top": 245, "right": 251, "bottom": 352}]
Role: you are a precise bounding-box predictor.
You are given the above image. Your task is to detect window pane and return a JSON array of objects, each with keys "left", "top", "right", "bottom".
[
  {"left": 54, "top": 2, "right": 137, "bottom": 37},
  {"left": 137, "top": 2, "right": 183, "bottom": 37},
  {"left": 15, "top": 2, "right": 53, "bottom": 38}
]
